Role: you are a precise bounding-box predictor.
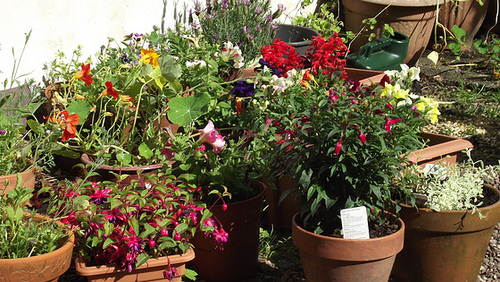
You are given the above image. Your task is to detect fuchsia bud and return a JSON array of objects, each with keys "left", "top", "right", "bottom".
[
  {"left": 359, "top": 131, "right": 366, "bottom": 144},
  {"left": 335, "top": 139, "right": 342, "bottom": 155},
  {"left": 222, "top": 203, "right": 228, "bottom": 211},
  {"left": 174, "top": 233, "right": 181, "bottom": 241}
]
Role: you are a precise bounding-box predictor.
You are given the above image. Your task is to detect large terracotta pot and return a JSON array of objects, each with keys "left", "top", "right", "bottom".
[
  {"left": 0, "top": 213, "right": 75, "bottom": 282},
  {"left": 190, "top": 183, "right": 266, "bottom": 281},
  {"left": 74, "top": 248, "right": 195, "bottom": 282},
  {"left": 392, "top": 184, "right": 500, "bottom": 281},
  {"left": 343, "top": 0, "right": 444, "bottom": 66},
  {"left": 438, "top": 0, "right": 490, "bottom": 48},
  {"left": 292, "top": 213, "right": 405, "bottom": 282}
]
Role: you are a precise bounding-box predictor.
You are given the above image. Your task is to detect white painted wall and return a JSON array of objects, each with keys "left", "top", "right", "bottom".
[{"left": 0, "top": 0, "right": 315, "bottom": 86}]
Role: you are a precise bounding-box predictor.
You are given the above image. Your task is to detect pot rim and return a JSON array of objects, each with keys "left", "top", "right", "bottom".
[
  {"left": 291, "top": 212, "right": 405, "bottom": 261},
  {"left": 80, "top": 153, "right": 164, "bottom": 171}
]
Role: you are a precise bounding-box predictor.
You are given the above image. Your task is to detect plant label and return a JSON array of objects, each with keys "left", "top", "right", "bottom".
[{"left": 340, "top": 206, "right": 370, "bottom": 239}]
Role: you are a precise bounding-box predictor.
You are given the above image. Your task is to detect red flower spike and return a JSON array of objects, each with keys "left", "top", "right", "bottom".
[{"left": 73, "top": 63, "right": 94, "bottom": 86}]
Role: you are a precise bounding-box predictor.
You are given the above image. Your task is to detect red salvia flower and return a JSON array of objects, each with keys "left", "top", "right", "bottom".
[{"left": 260, "top": 38, "right": 304, "bottom": 77}]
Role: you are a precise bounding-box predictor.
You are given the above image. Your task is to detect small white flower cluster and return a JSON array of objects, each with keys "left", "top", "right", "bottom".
[
  {"left": 185, "top": 60, "right": 207, "bottom": 68},
  {"left": 383, "top": 64, "right": 440, "bottom": 123},
  {"left": 260, "top": 68, "right": 304, "bottom": 94},
  {"left": 385, "top": 64, "right": 420, "bottom": 88},
  {"left": 219, "top": 42, "right": 244, "bottom": 68}
]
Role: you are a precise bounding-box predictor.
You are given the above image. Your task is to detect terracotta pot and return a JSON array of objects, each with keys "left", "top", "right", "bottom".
[
  {"left": 292, "top": 213, "right": 405, "bottom": 282},
  {"left": 392, "top": 184, "right": 500, "bottom": 281},
  {"left": 80, "top": 153, "right": 163, "bottom": 186},
  {"left": 0, "top": 166, "right": 36, "bottom": 201},
  {"left": 408, "top": 132, "right": 473, "bottom": 166},
  {"left": 343, "top": 0, "right": 444, "bottom": 66},
  {"left": 0, "top": 213, "right": 75, "bottom": 282},
  {"left": 438, "top": 0, "right": 490, "bottom": 48},
  {"left": 189, "top": 183, "right": 266, "bottom": 281},
  {"left": 264, "top": 174, "right": 300, "bottom": 230},
  {"left": 75, "top": 248, "right": 195, "bottom": 282},
  {"left": 344, "top": 67, "right": 386, "bottom": 85}
]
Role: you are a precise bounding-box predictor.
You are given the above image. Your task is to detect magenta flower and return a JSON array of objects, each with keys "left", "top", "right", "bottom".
[
  {"left": 163, "top": 267, "right": 179, "bottom": 281},
  {"left": 89, "top": 183, "right": 111, "bottom": 204},
  {"left": 384, "top": 117, "right": 403, "bottom": 134},
  {"left": 198, "top": 120, "right": 226, "bottom": 153},
  {"left": 103, "top": 208, "right": 127, "bottom": 224},
  {"left": 214, "top": 227, "right": 229, "bottom": 245}
]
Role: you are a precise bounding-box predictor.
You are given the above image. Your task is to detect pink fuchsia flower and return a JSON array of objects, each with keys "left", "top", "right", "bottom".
[
  {"left": 335, "top": 138, "right": 342, "bottom": 155},
  {"left": 213, "top": 227, "right": 229, "bottom": 245},
  {"left": 198, "top": 120, "right": 226, "bottom": 153},
  {"left": 103, "top": 208, "right": 127, "bottom": 224},
  {"left": 384, "top": 117, "right": 403, "bottom": 134},
  {"left": 163, "top": 267, "right": 179, "bottom": 281},
  {"left": 89, "top": 185, "right": 111, "bottom": 205}
]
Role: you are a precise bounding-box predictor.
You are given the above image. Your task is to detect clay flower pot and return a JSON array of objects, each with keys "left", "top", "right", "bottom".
[
  {"left": 292, "top": 213, "right": 405, "bottom": 281},
  {"left": 0, "top": 166, "right": 36, "bottom": 203},
  {"left": 438, "top": 0, "right": 490, "bottom": 48},
  {"left": 80, "top": 153, "right": 163, "bottom": 186},
  {"left": 190, "top": 183, "right": 266, "bottom": 281},
  {"left": 408, "top": 132, "right": 473, "bottom": 166},
  {"left": 75, "top": 248, "right": 195, "bottom": 282},
  {"left": 392, "top": 184, "right": 500, "bottom": 281},
  {"left": 343, "top": 0, "right": 445, "bottom": 66},
  {"left": 0, "top": 214, "right": 75, "bottom": 281}
]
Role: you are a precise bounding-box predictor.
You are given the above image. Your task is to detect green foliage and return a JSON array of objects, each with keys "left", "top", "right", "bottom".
[
  {"left": 261, "top": 63, "right": 434, "bottom": 234},
  {"left": 292, "top": 2, "right": 347, "bottom": 38}
]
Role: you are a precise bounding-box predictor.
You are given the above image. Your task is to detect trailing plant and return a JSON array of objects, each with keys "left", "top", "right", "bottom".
[{"left": 40, "top": 172, "right": 221, "bottom": 279}]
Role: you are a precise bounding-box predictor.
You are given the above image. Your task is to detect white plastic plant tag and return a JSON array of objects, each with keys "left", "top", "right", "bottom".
[{"left": 340, "top": 206, "right": 370, "bottom": 239}]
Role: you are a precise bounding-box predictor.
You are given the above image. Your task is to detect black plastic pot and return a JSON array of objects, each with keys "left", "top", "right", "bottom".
[{"left": 274, "top": 24, "right": 318, "bottom": 57}]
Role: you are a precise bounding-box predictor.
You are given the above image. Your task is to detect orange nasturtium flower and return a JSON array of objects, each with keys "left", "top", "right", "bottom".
[
  {"left": 50, "top": 110, "right": 80, "bottom": 142},
  {"left": 73, "top": 63, "right": 94, "bottom": 86},
  {"left": 120, "top": 95, "right": 133, "bottom": 102},
  {"left": 101, "top": 81, "right": 120, "bottom": 100},
  {"left": 140, "top": 48, "right": 160, "bottom": 67}
]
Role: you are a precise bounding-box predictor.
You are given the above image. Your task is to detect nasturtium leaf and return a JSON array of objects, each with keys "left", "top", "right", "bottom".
[
  {"left": 167, "top": 93, "right": 210, "bottom": 126},
  {"left": 159, "top": 55, "right": 182, "bottom": 82},
  {"left": 138, "top": 143, "right": 153, "bottom": 159},
  {"left": 66, "top": 100, "right": 92, "bottom": 125}
]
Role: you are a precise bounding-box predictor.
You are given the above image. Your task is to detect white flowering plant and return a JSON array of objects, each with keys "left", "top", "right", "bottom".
[{"left": 405, "top": 150, "right": 489, "bottom": 215}]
